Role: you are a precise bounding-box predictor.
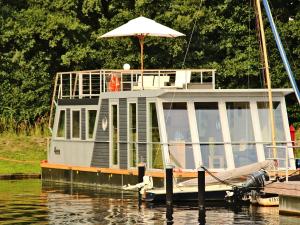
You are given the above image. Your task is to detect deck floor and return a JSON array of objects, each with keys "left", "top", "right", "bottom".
[{"left": 263, "top": 181, "right": 300, "bottom": 197}]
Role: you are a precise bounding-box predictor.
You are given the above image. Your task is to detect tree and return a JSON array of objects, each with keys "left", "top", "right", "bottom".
[{"left": 0, "top": 0, "right": 299, "bottom": 131}]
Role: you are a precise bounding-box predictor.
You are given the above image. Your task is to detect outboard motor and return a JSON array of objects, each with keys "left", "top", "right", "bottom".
[
  {"left": 225, "top": 169, "right": 269, "bottom": 204},
  {"left": 242, "top": 170, "right": 269, "bottom": 189}
]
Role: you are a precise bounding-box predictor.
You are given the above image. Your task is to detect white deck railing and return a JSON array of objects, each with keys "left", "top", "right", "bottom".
[
  {"left": 265, "top": 145, "right": 300, "bottom": 182},
  {"left": 55, "top": 69, "right": 215, "bottom": 98},
  {"left": 49, "top": 69, "right": 215, "bottom": 131}
]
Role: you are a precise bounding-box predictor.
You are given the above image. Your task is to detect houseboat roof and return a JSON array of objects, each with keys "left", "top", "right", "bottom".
[{"left": 101, "top": 88, "right": 294, "bottom": 99}]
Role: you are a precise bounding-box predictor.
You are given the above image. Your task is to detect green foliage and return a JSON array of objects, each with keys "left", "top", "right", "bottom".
[
  {"left": 287, "top": 103, "right": 300, "bottom": 128},
  {"left": 0, "top": 0, "right": 299, "bottom": 128}
]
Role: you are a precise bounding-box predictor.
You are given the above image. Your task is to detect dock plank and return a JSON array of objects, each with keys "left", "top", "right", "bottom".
[{"left": 264, "top": 181, "right": 300, "bottom": 197}]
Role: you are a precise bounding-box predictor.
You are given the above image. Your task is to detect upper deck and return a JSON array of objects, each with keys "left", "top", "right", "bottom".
[
  {"left": 49, "top": 69, "right": 215, "bottom": 127},
  {"left": 52, "top": 69, "right": 216, "bottom": 99}
]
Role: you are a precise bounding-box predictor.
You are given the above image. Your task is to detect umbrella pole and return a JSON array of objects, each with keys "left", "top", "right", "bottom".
[{"left": 139, "top": 36, "right": 144, "bottom": 89}]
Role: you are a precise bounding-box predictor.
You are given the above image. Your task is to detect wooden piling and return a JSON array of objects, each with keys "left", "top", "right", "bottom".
[
  {"left": 138, "top": 163, "right": 145, "bottom": 206},
  {"left": 166, "top": 164, "right": 174, "bottom": 207},
  {"left": 198, "top": 166, "right": 205, "bottom": 210},
  {"left": 198, "top": 166, "right": 206, "bottom": 224}
]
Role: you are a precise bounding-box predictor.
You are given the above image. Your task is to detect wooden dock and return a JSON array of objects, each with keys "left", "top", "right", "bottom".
[
  {"left": 264, "top": 181, "right": 300, "bottom": 216},
  {"left": 264, "top": 182, "right": 300, "bottom": 196}
]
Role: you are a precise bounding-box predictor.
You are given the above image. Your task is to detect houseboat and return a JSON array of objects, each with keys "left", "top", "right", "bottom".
[{"left": 41, "top": 68, "right": 296, "bottom": 189}]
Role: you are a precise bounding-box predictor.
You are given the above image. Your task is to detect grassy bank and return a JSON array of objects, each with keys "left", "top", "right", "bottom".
[{"left": 0, "top": 134, "right": 47, "bottom": 174}]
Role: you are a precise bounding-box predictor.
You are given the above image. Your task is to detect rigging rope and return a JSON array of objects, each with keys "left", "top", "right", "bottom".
[
  {"left": 201, "top": 166, "right": 240, "bottom": 188},
  {"left": 181, "top": 0, "right": 204, "bottom": 68},
  {"left": 0, "top": 156, "right": 36, "bottom": 164}
]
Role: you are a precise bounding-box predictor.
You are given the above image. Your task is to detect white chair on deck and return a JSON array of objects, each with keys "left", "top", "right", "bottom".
[
  {"left": 153, "top": 76, "right": 170, "bottom": 88},
  {"left": 133, "top": 76, "right": 154, "bottom": 90},
  {"left": 175, "top": 70, "right": 191, "bottom": 88}
]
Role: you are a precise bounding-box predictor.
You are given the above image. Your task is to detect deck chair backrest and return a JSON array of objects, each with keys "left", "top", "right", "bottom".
[
  {"left": 175, "top": 70, "right": 191, "bottom": 88},
  {"left": 137, "top": 75, "right": 154, "bottom": 89},
  {"left": 153, "top": 76, "right": 170, "bottom": 87}
]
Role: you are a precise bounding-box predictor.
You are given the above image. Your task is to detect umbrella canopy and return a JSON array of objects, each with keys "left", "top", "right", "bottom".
[
  {"left": 100, "top": 16, "right": 185, "bottom": 89},
  {"left": 100, "top": 16, "right": 185, "bottom": 38}
]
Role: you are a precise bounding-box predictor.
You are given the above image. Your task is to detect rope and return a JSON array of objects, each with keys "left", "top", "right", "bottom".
[
  {"left": 181, "top": 0, "right": 204, "bottom": 68},
  {"left": 182, "top": 21, "right": 196, "bottom": 68},
  {"left": 0, "top": 156, "right": 37, "bottom": 164},
  {"left": 201, "top": 166, "right": 240, "bottom": 188}
]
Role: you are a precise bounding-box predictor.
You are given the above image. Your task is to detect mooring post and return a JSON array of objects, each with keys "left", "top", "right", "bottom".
[
  {"left": 166, "top": 164, "right": 174, "bottom": 207},
  {"left": 198, "top": 166, "right": 206, "bottom": 224},
  {"left": 138, "top": 163, "right": 145, "bottom": 206},
  {"left": 70, "top": 168, "right": 73, "bottom": 196},
  {"left": 165, "top": 164, "right": 174, "bottom": 224}
]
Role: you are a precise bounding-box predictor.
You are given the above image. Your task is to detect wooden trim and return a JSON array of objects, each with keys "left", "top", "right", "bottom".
[
  {"left": 40, "top": 162, "right": 199, "bottom": 178},
  {"left": 42, "top": 162, "right": 298, "bottom": 180}
]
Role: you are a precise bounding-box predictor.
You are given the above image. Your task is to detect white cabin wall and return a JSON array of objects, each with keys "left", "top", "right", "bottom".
[{"left": 281, "top": 97, "right": 296, "bottom": 169}]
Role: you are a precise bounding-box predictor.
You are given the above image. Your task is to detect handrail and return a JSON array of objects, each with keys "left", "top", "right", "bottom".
[
  {"left": 53, "top": 68, "right": 216, "bottom": 99},
  {"left": 266, "top": 145, "right": 300, "bottom": 182},
  {"left": 48, "top": 68, "right": 216, "bottom": 130},
  {"left": 48, "top": 74, "right": 59, "bottom": 132}
]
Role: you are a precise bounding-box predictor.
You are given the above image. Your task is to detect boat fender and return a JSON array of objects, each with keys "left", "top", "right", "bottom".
[{"left": 123, "top": 176, "right": 153, "bottom": 194}]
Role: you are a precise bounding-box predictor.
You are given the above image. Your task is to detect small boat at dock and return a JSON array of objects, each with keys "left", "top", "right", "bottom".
[{"left": 256, "top": 195, "right": 279, "bottom": 206}]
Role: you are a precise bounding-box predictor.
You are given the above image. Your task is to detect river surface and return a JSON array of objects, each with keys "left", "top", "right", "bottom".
[{"left": 0, "top": 180, "right": 299, "bottom": 224}]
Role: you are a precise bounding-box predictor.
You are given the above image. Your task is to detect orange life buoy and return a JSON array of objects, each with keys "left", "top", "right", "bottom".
[
  {"left": 109, "top": 75, "right": 120, "bottom": 92},
  {"left": 115, "top": 76, "right": 120, "bottom": 91}
]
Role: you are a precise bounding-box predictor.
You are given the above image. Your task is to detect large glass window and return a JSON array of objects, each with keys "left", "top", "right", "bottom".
[
  {"left": 257, "top": 102, "right": 286, "bottom": 167},
  {"left": 57, "top": 110, "right": 66, "bottom": 138},
  {"left": 257, "top": 102, "right": 285, "bottom": 142},
  {"left": 149, "top": 103, "right": 163, "bottom": 169},
  {"left": 112, "top": 105, "right": 118, "bottom": 166},
  {"left": 226, "top": 102, "right": 257, "bottom": 167},
  {"left": 163, "top": 102, "right": 195, "bottom": 169},
  {"left": 129, "top": 103, "right": 137, "bottom": 167},
  {"left": 87, "top": 110, "right": 97, "bottom": 139},
  {"left": 72, "top": 110, "right": 80, "bottom": 139},
  {"left": 195, "top": 102, "right": 227, "bottom": 169}
]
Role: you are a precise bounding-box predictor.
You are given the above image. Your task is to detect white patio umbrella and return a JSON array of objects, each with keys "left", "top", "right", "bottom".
[{"left": 100, "top": 16, "right": 185, "bottom": 88}]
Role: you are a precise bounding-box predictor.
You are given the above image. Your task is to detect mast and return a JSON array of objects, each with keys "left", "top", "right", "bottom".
[
  {"left": 255, "top": 0, "right": 277, "bottom": 159},
  {"left": 262, "top": 0, "right": 300, "bottom": 104}
]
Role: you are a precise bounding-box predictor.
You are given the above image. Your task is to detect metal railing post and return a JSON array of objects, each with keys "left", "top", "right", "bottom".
[
  {"left": 100, "top": 70, "right": 102, "bottom": 93},
  {"left": 89, "top": 72, "right": 92, "bottom": 98},
  {"left": 286, "top": 145, "right": 289, "bottom": 182},
  {"left": 212, "top": 70, "right": 215, "bottom": 89}
]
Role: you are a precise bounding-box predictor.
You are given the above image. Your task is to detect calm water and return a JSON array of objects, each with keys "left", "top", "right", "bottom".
[{"left": 0, "top": 180, "right": 299, "bottom": 224}]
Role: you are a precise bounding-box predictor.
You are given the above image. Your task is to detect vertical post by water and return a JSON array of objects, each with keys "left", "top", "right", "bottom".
[
  {"left": 166, "top": 164, "right": 174, "bottom": 207},
  {"left": 138, "top": 163, "right": 145, "bottom": 207},
  {"left": 198, "top": 166, "right": 206, "bottom": 225},
  {"left": 165, "top": 164, "right": 174, "bottom": 224},
  {"left": 70, "top": 168, "right": 73, "bottom": 195}
]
